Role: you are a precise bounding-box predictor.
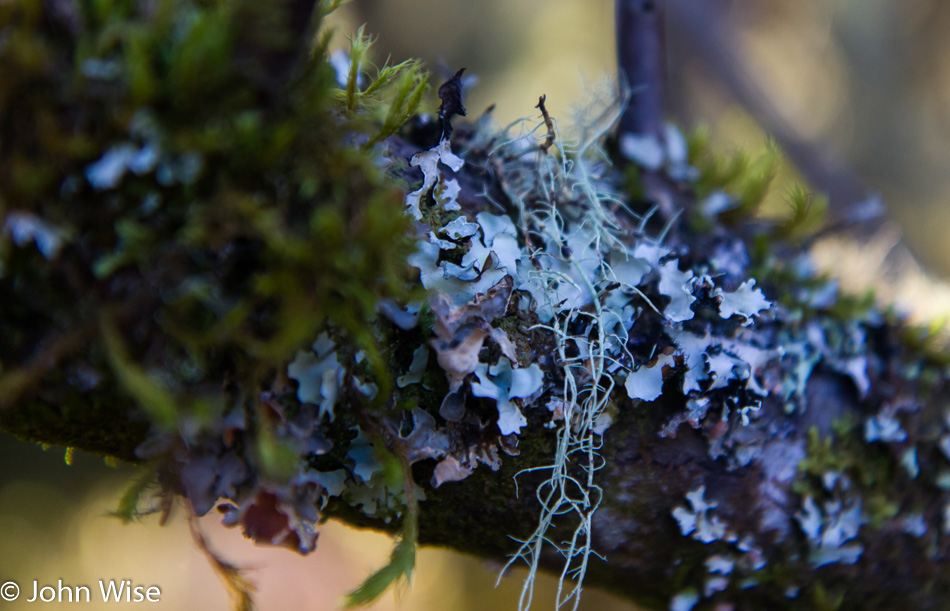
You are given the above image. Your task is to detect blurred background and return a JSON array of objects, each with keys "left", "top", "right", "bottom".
[
  {"left": 334, "top": 0, "right": 950, "bottom": 322},
  {"left": 4, "top": 0, "right": 950, "bottom": 609},
  {"left": 0, "top": 437, "right": 632, "bottom": 610}
]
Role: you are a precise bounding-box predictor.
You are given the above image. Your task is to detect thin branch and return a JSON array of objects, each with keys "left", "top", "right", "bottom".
[
  {"left": 536, "top": 95, "right": 556, "bottom": 154},
  {"left": 615, "top": 0, "right": 667, "bottom": 138}
]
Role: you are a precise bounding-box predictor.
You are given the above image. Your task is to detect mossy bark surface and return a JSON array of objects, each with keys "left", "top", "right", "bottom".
[{"left": 4, "top": 3, "right": 950, "bottom": 610}]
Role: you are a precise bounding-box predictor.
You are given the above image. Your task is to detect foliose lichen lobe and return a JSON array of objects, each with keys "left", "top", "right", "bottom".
[{"left": 5, "top": 3, "right": 950, "bottom": 609}]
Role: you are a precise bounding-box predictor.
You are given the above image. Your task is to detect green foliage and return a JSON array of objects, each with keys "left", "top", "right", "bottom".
[
  {"left": 811, "top": 582, "right": 846, "bottom": 611},
  {"left": 336, "top": 25, "right": 429, "bottom": 148},
  {"left": 0, "top": 0, "right": 419, "bottom": 433},
  {"left": 775, "top": 184, "right": 828, "bottom": 242},
  {"left": 113, "top": 464, "right": 159, "bottom": 523},
  {"left": 824, "top": 288, "right": 875, "bottom": 321},
  {"left": 0, "top": 8, "right": 430, "bottom": 603},
  {"left": 796, "top": 423, "right": 902, "bottom": 529},
  {"left": 688, "top": 127, "right": 780, "bottom": 221},
  {"left": 798, "top": 426, "right": 855, "bottom": 480},
  {"left": 897, "top": 317, "right": 950, "bottom": 368},
  {"left": 344, "top": 470, "right": 418, "bottom": 608},
  {"left": 344, "top": 518, "right": 417, "bottom": 608},
  {"left": 100, "top": 314, "right": 178, "bottom": 431},
  {"left": 255, "top": 425, "right": 300, "bottom": 483},
  {"left": 320, "top": 0, "right": 354, "bottom": 15}
]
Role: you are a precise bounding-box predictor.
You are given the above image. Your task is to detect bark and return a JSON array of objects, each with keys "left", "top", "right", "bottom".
[
  {"left": 5, "top": 122, "right": 950, "bottom": 609},
  {"left": 3, "top": 3, "right": 950, "bottom": 611}
]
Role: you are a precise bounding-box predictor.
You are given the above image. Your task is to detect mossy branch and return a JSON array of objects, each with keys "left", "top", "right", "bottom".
[{"left": 3, "top": 4, "right": 950, "bottom": 611}]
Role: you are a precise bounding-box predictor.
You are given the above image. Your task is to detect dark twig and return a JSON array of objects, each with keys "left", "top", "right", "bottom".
[
  {"left": 616, "top": 0, "right": 683, "bottom": 223},
  {"left": 615, "top": 0, "right": 667, "bottom": 138}
]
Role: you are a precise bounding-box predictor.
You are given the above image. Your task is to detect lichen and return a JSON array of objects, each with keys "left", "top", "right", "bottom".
[
  {"left": 1, "top": 0, "right": 423, "bottom": 596},
  {"left": 7, "top": 3, "right": 950, "bottom": 610}
]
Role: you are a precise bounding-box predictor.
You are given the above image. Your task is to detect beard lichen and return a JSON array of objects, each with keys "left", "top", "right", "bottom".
[{"left": 8, "top": 3, "right": 950, "bottom": 611}]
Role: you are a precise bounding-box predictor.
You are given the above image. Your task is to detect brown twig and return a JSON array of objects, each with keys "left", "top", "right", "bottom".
[
  {"left": 188, "top": 513, "right": 256, "bottom": 611},
  {"left": 536, "top": 94, "right": 556, "bottom": 153}
]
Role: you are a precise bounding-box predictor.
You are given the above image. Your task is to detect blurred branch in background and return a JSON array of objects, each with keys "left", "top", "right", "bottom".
[
  {"left": 615, "top": 0, "right": 666, "bottom": 139},
  {"left": 667, "top": 0, "right": 882, "bottom": 235},
  {"left": 347, "top": 0, "right": 950, "bottom": 275},
  {"left": 667, "top": 0, "right": 950, "bottom": 276}
]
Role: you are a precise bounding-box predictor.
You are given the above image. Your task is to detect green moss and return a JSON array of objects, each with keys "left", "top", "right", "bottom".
[
  {"left": 810, "top": 581, "right": 846, "bottom": 611},
  {"left": 795, "top": 422, "right": 905, "bottom": 532},
  {"left": 798, "top": 419, "right": 894, "bottom": 492},
  {"left": 409, "top": 413, "right": 559, "bottom": 559},
  {"left": 419, "top": 196, "right": 461, "bottom": 239},
  {"left": 114, "top": 463, "right": 160, "bottom": 523},
  {"left": 0, "top": 388, "right": 148, "bottom": 462},
  {"left": 492, "top": 313, "right": 535, "bottom": 367},
  {"left": 0, "top": 0, "right": 421, "bottom": 429},
  {"left": 687, "top": 127, "right": 780, "bottom": 222},
  {"left": 897, "top": 319, "right": 950, "bottom": 369},
  {"left": 774, "top": 184, "right": 828, "bottom": 243},
  {"left": 824, "top": 289, "right": 875, "bottom": 322},
  {"left": 6, "top": 6, "right": 950, "bottom": 611}
]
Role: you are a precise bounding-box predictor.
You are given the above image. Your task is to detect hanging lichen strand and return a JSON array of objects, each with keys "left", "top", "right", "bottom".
[
  {"left": 394, "top": 88, "right": 787, "bottom": 610},
  {"left": 5, "top": 2, "right": 950, "bottom": 610}
]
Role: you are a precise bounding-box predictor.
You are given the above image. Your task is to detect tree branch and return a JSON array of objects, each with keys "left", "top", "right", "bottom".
[
  {"left": 3, "top": 4, "right": 950, "bottom": 610},
  {"left": 667, "top": 0, "right": 884, "bottom": 233},
  {"left": 616, "top": 0, "right": 667, "bottom": 138}
]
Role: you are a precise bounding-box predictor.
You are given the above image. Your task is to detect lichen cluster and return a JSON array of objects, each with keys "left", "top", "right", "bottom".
[
  {"left": 5, "top": 2, "right": 950, "bottom": 610},
  {"left": 283, "top": 87, "right": 950, "bottom": 607},
  {"left": 389, "top": 97, "right": 854, "bottom": 609}
]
